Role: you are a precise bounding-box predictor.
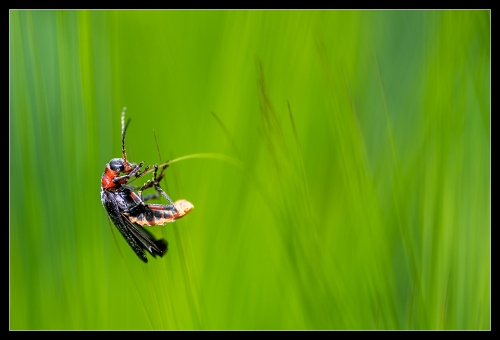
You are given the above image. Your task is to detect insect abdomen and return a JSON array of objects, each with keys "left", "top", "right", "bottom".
[{"left": 128, "top": 205, "right": 177, "bottom": 226}]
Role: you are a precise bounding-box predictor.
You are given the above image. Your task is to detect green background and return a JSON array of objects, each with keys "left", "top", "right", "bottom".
[{"left": 10, "top": 10, "right": 490, "bottom": 330}]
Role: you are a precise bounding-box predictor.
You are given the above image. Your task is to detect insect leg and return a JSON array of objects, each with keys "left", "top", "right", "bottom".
[
  {"left": 153, "top": 182, "right": 175, "bottom": 207},
  {"left": 124, "top": 184, "right": 157, "bottom": 201},
  {"left": 138, "top": 164, "right": 177, "bottom": 214},
  {"left": 113, "top": 162, "right": 150, "bottom": 184},
  {"left": 142, "top": 193, "right": 160, "bottom": 201},
  {"left": 137, "top": 163, "right": 169, "bottom": 192},
  {"left": 154, "top": 163, "right": 169, "bottom": 183},
  {"left": 139, "top": 163, "right": 169, "bottom": 201}
]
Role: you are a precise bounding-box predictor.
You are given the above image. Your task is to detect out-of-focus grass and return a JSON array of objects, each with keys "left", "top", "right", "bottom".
[{"left": 10, "top": 10, "right": 489, "bottom": 330}]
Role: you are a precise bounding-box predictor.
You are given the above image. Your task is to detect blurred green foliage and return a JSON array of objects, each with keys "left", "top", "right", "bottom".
[{"left": 10, "top": 10, "right": 490, "bottom": 330}]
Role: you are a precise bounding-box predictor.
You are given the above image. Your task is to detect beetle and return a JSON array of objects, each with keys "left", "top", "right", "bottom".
[{"left": 100, "top": 107, "right": 194, "bottom": 263}]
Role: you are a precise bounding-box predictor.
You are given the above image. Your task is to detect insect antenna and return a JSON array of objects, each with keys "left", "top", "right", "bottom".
[
  {"left": 152, "top": 129, "right": 163, "bottom": 164},
  {"left": 152, "top": 129, "right": 170, "bottom": 193},
  {"left": 121, "top": 107, "right": 132, "bottom": 163},
  {"left": 150, "top": 129, "right": 177, "bottom": 205}
]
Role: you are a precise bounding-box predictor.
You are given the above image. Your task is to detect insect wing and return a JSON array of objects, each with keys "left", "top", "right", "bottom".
[
  {"left": 120, "top": 212, "right": 168, "bottom": 258},
  {"left": 102, "top": 190, "right": 151, "bottom": 263}
]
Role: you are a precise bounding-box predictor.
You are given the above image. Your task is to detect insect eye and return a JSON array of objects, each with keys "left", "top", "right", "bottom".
[{"left": 109, "top": 158, "right": 125, "bottom": 172}]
